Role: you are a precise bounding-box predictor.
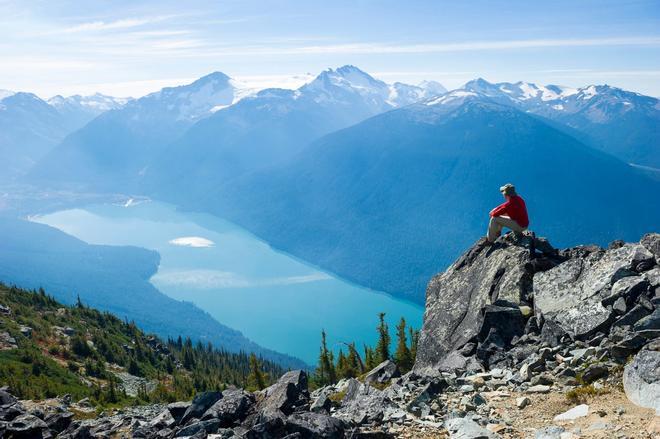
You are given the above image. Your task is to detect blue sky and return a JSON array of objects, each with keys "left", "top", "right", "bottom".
[{"left": 1, "top": 0, "right": 659, "bottom": 98}]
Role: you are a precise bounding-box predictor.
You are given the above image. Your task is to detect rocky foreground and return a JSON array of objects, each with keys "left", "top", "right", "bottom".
[{"left": 1, "top": 233, "right": 659, "bottom": 438}]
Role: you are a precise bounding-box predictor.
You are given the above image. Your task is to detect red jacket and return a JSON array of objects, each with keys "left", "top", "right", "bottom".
[{"left": 490, "top": 195, "right": 529, "bottom": 228}]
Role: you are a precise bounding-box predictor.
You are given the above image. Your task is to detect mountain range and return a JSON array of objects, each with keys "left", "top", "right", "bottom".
[
  {"left": 206, "top": 90, "right": 660, "bottom": 302},
  {"left": 10, "top": 65, "right": 660, "bottom": 305},
  {"left": 462, "top": 79, "right": 660, "bottom": 168},
  {"left": 0, "top": 91, "right": 127, "bottom": 181}
]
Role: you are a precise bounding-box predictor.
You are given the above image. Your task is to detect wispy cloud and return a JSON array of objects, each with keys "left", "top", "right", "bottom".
[
  {"left": 220, "top": 36, "right": 660, "bottom": 56},
  {"left": 152, "top": 269, "right": 332, "bottom": 289},
  {"left": 60, "top": 15, "right": 173, "bottom": 33}
]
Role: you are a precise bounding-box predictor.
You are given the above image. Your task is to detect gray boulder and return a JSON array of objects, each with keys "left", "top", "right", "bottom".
[
  {"left": 174, "top": 419, "right": 220, "bottom": 437},
  {"left": 258, "top": 370, "right": 309, "bottom": 416},
  {"left": 333, "top": 381, "right": 393, "bottom": 425},
  {"left": 635, "top": 308, "right": 660, "bottom": 331},
  {"left": 167, "top": 401, "right": 191, "bottom": 425},
  {"left": 202, "top": 388, "right": 253, "bottom": 426},
  {"left": 180, "top": 391, "right": 222, "bottom": 425},
  {"left": 0, "top": 389, "right": 17, "bottom": 406},
  {"left": 364, "top": 360, "right": 399, "bottom": 385},
  {"left": 415, "top": 235, "right": 551, "bottom": 375},
  {"left": 6, "top": 413, "right": 49, "bottom": 437},
  {"left": 534, "top": 244, "right": 651, "bottom": 338},
  {"left": 445, "top": 417, "right": 501, "bottom": 438},
  {"left": 286, "top": 412, "right": 345, "bottom": 438},
  {"left": 624, "top": 349, "right": 660, "bottom": 414},
  {"left": 641, "top": 233, "right": 660, "bottom": 263}
]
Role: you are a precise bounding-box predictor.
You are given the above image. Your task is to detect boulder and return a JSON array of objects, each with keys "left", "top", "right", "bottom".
[
  {"left": 554, "top": 404, "right": 589, "bottom": 421},
  {"left": 613, "top": 305, "right": 651, "bottom": 329},
  {"left": 310, "top": 393, "right": 331, "bottom": 413},
  {"left": 201, "top": 388, "right": 253, "bottom": 426},
  {"left": 44, "top": 411, "right": 74, "bottom": 433},
  {"left": 333, "top": 381, "right": 392, "bottom": 425},
  {"left": 477, "top": 305, "right": 526, "bottom": 345},
  {"left": 534, "top": 244, "right": 650, "bottom": 338},
  {"left": 641, "top": 233, "right": 660, "bottom": 263},
  {"left": 286, "top": 412, "right": 345, "bottom": 438},
  {"left": 174, "top": 419, "right": 220, "bottom": 437},
  {"left": 604, "top": 276, "right": 649, "bottom": 305},
  {"left": 445, "top": 417, "right": 502, "bottom": 438},
  {"left": 581, "top": 364, "right": 608, "bottom": 384},
  {"left": 167, "top": 401, "right": 191, "bottom": 424},
  {"left": 364, "top": 360, "right": 399, "bottom": 385},
  {"left": 624, "top": 350, "right": 660, "bottom": 413},
  {"left": 635, "top": 308, "right": 660, "bottom": 331},
  {"left": 6, "top": 413, "right": 49, "bottom": 438},
  {"left": 644, "top": 267, "right": 660, "bottom": 287},
  {"left": 0, "top": 389, "right": 17, "bottom": 406},
  {"left": 415, "top": 235, "right": 552, "bottom": 375},
  {"left": 180, "top": 391, "right": 222, "bottom": 425},
  {"left": 258, "top": 370, "right": 309, "bottom": 416}
]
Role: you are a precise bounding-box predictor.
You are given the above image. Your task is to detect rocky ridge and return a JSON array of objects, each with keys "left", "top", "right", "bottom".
[{"left": 1, "top": 232, "right": 658, "bottom": 438}]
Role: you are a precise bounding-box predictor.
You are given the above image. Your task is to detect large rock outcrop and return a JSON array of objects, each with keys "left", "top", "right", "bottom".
[
  {"left": 534, "top": 243, "right": 654, "bottom": 338},
  {"left": 414, "top": 234, "right": 560, "bottom": 375},
  {"left": 414, "top": 232, "right": 659, "bottom": 377}
]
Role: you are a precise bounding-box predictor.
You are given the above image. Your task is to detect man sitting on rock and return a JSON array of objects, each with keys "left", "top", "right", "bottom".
[{"left": 487, "top": 183, "right": 529, "bottom": 243}]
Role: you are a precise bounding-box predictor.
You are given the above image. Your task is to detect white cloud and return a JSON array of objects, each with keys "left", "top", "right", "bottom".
[
  {"left": 152, "top": 269, "right": 332, "bottom": 289},
  {"left": 169, "top": 236, "right": 215, "bottom": 248},
  {"left": 60, "top": 15, "right": 173, "bottom": 33},
  {"left": 215, "top": 36, "right": 660, "bottom": 56}
]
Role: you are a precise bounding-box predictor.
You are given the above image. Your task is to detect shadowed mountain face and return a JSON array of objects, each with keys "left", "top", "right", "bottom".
[
  {"left": 0, "top": 217, "right": 307, "bottom": 369},
  {"left": 0, "top": 92, "right": 127, "bottom": 182},
  {"left": 463, "top": 79, "right": 660, "bottom": 168},
  {"left": 30, "top": 72, "right": 242, "bottom": 190},
  {"left": 202, "top": 94, "right": 660, "bottom": 303},
  {"left": 142, "top": 66, "right": 445, "bottom": 201},
  {"left": 29, "top": 66, "right": 445, "bottom": 197},
  {"left": 0, "top": 93, "right": 70, "bottom": 180}
]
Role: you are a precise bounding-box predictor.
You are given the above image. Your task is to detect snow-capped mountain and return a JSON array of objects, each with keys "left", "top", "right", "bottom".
[
  {"left": 131, "top": 71, "right": 251, "bottom": 122},
  {"left": 458, "top": 79, "right": 660, "bottom": 167},
  {"left": 141, "top": 66, "right": 449, "bottom": 202},
  {"left": 0, "top": 92, "right": 71, "bottom": 180},
  {"left": 207, "top": 89, "right": 660, "bottom": 303},
  {"left": 30, "top": 71, "right": 254, "bottom": 189},
  {"left": 48, "top": 93, "right": 130, "bottom": 114},
  {"left": 300, "top": 65, "right": 446, "bottom": 111},
  {"left": 47, "top": 93, "right": 131, "bottom": 131}
]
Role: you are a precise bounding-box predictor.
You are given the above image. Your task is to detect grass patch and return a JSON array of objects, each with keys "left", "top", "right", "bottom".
[
  {"left": 328, "top": 389, "right": 347, "bottom": 403},
  {"left": 565, "top": 384, "right": 608, "bottom": 404}
]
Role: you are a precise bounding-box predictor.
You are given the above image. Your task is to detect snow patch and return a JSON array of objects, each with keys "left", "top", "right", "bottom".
[{"left": 426, "top": 90, "right": 477, "bottom": 106}]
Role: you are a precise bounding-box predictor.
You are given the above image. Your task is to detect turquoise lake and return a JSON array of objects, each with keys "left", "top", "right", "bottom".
[{"left": 32, "top": 200, "right": 423, "bottom": 365}]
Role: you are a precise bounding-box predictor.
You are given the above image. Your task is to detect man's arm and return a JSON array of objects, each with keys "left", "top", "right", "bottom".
[{"left": 490, "top": 200, "right": 510, "bottom": 217}]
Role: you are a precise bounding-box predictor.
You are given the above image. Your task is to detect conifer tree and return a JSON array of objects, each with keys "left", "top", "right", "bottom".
[
  {"left": 364, "top": 345, "right": 377, "bottom": 371},
  {"left": 315, "top": 330, "right": 336, "bottom": 385},
  {"left": 394, "top": 317, "right": 413, "bottom": 373},
  {"left": 336, "top": 349, "right": 348, "bottom": 379},
  {"left": 375, "top": 312, "right": 390, "bottom": 364},
  {"left": 247, "top": 353, "right": 266, "bottom": 390}
]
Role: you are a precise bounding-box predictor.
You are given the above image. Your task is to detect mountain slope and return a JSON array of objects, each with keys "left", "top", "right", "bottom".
[
  {"left": 206, "top": 93, "right": 660, "bottom": 303},
  {"left": 144, "top": 66, "right": 445, "bottom": 203},
  {"left": 30, "top": 72, "right": 248, "bottom": 190},
  {"left": 0, "top": 217, "right": 306, "bottom": 369},
  {"left": 0, "top": 93, "right": 70, "bottom": 180},
  {"left": 48, "top": 93, "right": 130, "bottom": 132},
  {"left": 0, "top": 283, "right": 285, "bottom": 403},
  {"left": 463, "top": 79, "right": 660, "bottom": 168}
]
